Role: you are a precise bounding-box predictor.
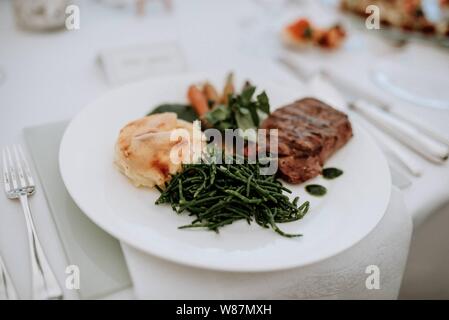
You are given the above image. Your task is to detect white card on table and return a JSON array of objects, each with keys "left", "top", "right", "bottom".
[{"left": 99, "top": 42, "right": 186, "bottom": 85}]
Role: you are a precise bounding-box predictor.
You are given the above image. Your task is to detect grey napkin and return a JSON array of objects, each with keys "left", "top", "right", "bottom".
[{"left": 23, "top": 122, "right": 132, "bottom": 299}]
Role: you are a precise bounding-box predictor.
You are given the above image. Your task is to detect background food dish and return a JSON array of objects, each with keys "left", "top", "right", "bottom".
[{"left": 340, "top": 0, "right": 449, "bottom": 47}]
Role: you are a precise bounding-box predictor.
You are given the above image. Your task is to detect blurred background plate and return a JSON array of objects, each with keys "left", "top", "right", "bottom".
[
  {"left": 372, "top": 43, "right": 449, "bottom": 109},
  {"left": 321, "top": 0, "right": 449, "bottom": 48}
]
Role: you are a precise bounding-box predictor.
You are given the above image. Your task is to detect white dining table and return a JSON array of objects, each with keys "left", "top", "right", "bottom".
[{"left": 1, "top": 0, "right": 449, "bottom": 299}]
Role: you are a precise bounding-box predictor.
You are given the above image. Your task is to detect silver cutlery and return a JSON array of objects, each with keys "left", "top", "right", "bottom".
[
  {"left": 278, "top": 53, "right": 449, "bottom": 164},
  {"left": 2, "top": 145, "right": 63, "bottom": 300},
  {"left": 0, "top": 254, "right": 18, "bottom": 300},
  {"left": 349, "top": 99, "right": 449, "bottom": 163},
  {"left": 361, "top": 80, "right": 449, "bottom": 147},
  {"left": 348, "top": 110, "right": 423, "bottom": 177},
  {"left": 278, "top": 54, "right": 423, "bottom": 176},
  {"left": 319, "top": 70, "right": 449, "bottom": 161}
]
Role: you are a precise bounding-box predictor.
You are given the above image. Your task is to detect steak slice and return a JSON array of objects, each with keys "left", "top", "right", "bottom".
[{"left": 260, "top": 97, "right": 353, "bottom": 184}]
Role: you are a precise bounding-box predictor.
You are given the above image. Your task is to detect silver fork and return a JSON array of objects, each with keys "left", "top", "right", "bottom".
[{"left": 2, "top": 145, "right": 63, "bottom": 300}]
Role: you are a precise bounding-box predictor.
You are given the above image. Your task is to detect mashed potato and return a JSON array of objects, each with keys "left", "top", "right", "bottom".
[{"left": 115, "top": 112, "right": 199, "bottom": 188}]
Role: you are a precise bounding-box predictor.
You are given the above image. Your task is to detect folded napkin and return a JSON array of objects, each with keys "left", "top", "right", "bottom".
[{"left": 23, "top": 122, "right": 132, "bottom": 299}]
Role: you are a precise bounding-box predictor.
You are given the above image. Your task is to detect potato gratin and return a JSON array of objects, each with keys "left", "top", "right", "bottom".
[{"left": 115, "top": 112, "right": 198, "bottom": 188}]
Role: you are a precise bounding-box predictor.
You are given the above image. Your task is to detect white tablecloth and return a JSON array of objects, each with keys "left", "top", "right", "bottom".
[{"left": 123, "top": 188, "right": 411, "bottom": 299}]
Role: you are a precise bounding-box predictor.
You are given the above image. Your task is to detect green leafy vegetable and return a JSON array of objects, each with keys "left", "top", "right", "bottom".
[
  {"left": 148, "top": 103, "right": 197, "bottom": 122},
  {"left": 256, "top": 91, "right": 270, "bottom": 114},
  {"left": 235, "top": 108, "right": 255, "bottom": 131},
  {"left": 155, "top": 152, "right": 310, "bottom": 238},
  {"left": 203, "top": 85, "right": 270, "bottom": 134},
  {"left": 322, "top": 167, "right": 343, "bottom": 180},
  {"left": 204, "top": 105, "right": 232, "bottom": 130},
  {"left": 305, "top": 184, "right": 327, "bottom": 197},
  {"left": 240, "top": 85, "right": 256, "bottom": 105}
]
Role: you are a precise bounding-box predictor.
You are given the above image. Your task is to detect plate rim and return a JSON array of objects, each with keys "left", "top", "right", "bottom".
[{"left": 59, "top": 73, "right": 391, "bottom": 272}]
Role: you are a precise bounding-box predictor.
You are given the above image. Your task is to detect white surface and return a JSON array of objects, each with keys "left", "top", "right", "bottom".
[
  {"left": 0, "top": 0, "right": 448, "bottom": 299},
  {"left": 59, "top": 72, "right": 391, "bottom": 272},
  {"left": 123, "top": 187, "right": 411, "bottom": 299}
]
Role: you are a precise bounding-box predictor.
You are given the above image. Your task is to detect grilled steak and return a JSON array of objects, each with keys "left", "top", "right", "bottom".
[{"left": 260, "top": 98, "right": 353, "bottom": 184}]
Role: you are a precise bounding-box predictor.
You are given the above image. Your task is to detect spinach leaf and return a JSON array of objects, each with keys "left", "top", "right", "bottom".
[
  {"left": 148, "top": 103, "right": 197, "bottom": 122},
  {"left": 204, "top": 105, "right": 231, "bottom": 125},
  {"left": 322, "top": 167, "right": 344, "bottom": 180},
  {"left": 235, "top": 108, "right": 255, "bottom": 131},
  {"left": 240, "top": 86, "right": 256, "bottom": 105},
  {"left": 305, "top": 184, "right": 327, "bottom": 197},
  {"left": 202, "top": 85, "right": 271, "bottom": 133},
  {"left": 256, "top": 91, "right": 270, "bottom": 114}
]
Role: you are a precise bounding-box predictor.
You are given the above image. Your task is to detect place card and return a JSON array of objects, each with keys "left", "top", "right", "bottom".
[{"left": 99, "top": 41, "right": 187, "bottom": 85}]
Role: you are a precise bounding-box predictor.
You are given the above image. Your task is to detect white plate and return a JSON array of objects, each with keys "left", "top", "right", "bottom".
[{"left": 60, "top": 72, "right": 391, "bottom": 272}]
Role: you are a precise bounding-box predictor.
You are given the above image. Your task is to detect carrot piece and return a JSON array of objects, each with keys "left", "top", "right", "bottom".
[
  {"left": 286, "top": 18, "right": 312, "bottom": 40},
  {"left": 203, "top": 82, "right": 219, "bottom": 106},
  {"left": 187, "top": 85, "right": 209, "bottom": 117},
  {"left": 221, "top": 72, "right": 235, "bottom": 105}
]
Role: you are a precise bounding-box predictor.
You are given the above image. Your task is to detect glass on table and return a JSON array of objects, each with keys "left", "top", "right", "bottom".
[{"left": 12, "top": 0, "right": 72, "bottom": 32}]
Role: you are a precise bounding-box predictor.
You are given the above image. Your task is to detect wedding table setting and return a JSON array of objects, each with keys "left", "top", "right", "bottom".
[{"left": 1, "top": 0, "right": 449, "bottom": 300}]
